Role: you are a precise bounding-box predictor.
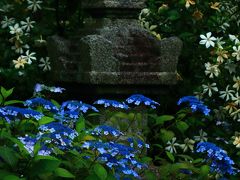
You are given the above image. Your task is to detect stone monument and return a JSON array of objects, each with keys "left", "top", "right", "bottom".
[{"left": 47, "top": 0, "right": 183, "bottom": 94}]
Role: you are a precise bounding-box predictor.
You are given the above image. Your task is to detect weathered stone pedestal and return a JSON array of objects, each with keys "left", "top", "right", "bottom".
[{"left": 47, "top": 0, "right": 182, "bottom": 96}]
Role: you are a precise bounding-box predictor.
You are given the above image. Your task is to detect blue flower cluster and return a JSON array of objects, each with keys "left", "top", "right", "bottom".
[
  {"left": 39, "top": 122, "right": 78, "bottom": 150},
  {"left": 177, "top": 96, "right": 210, "bottom": 115},
  {"left": 91, "top": 125, "right": 124, "bottom": 137},
  {"left": 127, "top": 137, "right": 150, "bottom": 149},
  {"left": 0, "top": 106, "right": 43, "bottom": 123},
  {"left": 82, "top": 140, "right": 145, "bottom": 178},
  {"left": 34, "top": 83, "right": 65, "bottom": 94},
  {"left": 126, "top": 94, "right": 160, "bottom": 109},
  {"left": 94, "top": 99, "right": 129, "bottom": 109},
  {"left": 59, "top": 100, "right": 98, "bottom": 119},
  {"left": 24, "top": 97, "right": 59, "bottom": 113},
  {"left": 18, "top": 135, "right": 51, "bottom": 156},
  {"left": 82, "top": 125, "right": 148, "bottom": 178},
  {"left": 196, "top": 142, "right": 237, "bottom": 175},
  {"left": 18, "top": 122, "right": 78, "bottom": 156}
]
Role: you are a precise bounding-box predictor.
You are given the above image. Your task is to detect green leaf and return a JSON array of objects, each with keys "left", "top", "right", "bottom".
[
  {"left": 144, "top": 170, "right": 157, "bottom": 180},
  {"left": 76, "top": 116, "right": 85, "bottom": 133},
  {"left": 50, "top": 99, "right": 60, "bottom": 108},
  {"left": 200, "top": 165, "right": 210, "bottom": 176},
  {"left": 0, "top": 146, "right": 19, "bottom": 168},
  {"left": 1, "top": 87, "right": 14, "bottom": 99},
  {"left": 30, "top": 159, "right": 61, "bottom": 176},
  {"left": 3, "top": 175, "right": 20, "bottom": 180},
  {"left": 4, "top": 100, "right": 23, "bottom": 106},
  {"left": 54, "top": 168, "right": 75, "bottom": 178},
  {"left": 85, "top": 174, "right": 99, "bottom": 180},
  {"left": 166, "top": 151, "right": 175, "bottom": 162},
  {"left": 160, "top": 129, "right": 175, "bottom": 142},
  {"left": 155, "top": 115, "right": 174, "bottom": 125},
  {"left": 0, "top": 169, "right": 12, "bottom": 178},
  {"left": 168, "top": 10, "right": 180, "bottom": 21},
  {"left": 7, "top": 137, "right": 29, "bottom": 155},
  {"left": 38, "top": 116, "right": 55, "bottom": 125},
  {"left": 113, "top": 112, "right": 129, "bottom": 119},
  {"left": 93, "top": 164, "right": 108, "bottom": 180},
  {"left": 176, "top": 121, "right": 189, "bottom": 133}
]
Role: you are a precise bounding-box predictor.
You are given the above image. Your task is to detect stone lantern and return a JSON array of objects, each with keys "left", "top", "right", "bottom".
[{"left": 47, "top": 0, "right": 183, "bottom": 94}]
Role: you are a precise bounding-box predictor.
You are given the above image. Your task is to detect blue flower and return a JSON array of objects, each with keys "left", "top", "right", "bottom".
[
  {"left": 59, "top": 100, "right": 98, "bottom": 119},
  {"left": 91, "top": 125, "right": 123, "bottom": 137},
  {"left": 82, "top": 139, "right": 145, "bottom": 178},
  {"left": 24, "top": 97, "right": 59, "bottom": 113},
  {"left": 177, "top": 96, "right": 210, "bottom": 115},
  {"left": 127, "top": 137, "right": 150, "bottom": 149},
  {"left": 18, "top": 135, "right": 52, "bottom": 156},
  {"left": 196, "top": 142, "right": 237, "bottom": 175},
  {"left": 0, "top": 106, "right": 43, "bottom": 122},
  {"left": 125, "top": 94, "right": 160, "bottom": 109},
  {"left": 34, "top": 83, "right": 65, "bottom": 94},
  {"left": 39, "top": 122, "right": 78, "bottom": 150},
  {"left": 94, "top": 99, "right": 129, "bottom": 109}
]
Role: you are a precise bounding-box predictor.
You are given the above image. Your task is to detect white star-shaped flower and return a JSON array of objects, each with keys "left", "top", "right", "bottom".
[{"left": 199, "top": 32, "right": 217, "bottom": 48}]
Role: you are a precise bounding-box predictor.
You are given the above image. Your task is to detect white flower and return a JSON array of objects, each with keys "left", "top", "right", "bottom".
[
  {"left": 199, "top": 32, "right": 217, "bottom": 48},
  {"left": 39, "top": 57, "right": 51, "bottom": 71},
  {"left": 216, "top": 49, "right": 228, "bottom": 63},
  {"left": 179, "top": 138, "right": 195, "bottom": 152},
  {"left": 232, "top": 92, "right": 240, "bottom": 106},
  {"left": 225, "top": 102, "right": 237, "bottom": 114},
  {"left": 204, "top": 62, "right": 220, "bottom": 78},
  {"left": 229, "top": 34, "right": 239, "bottom": 45},
  {"left": 11, "top": 44, "right": 30, "bottom": 54},
  {"left": 232, "top": 46, "right": 240, "bottom": 61},
  {"left": 219, "top": 85, "right": 235, "bottom": 101},
  {"left": 220, "top": 22, "right": 230, "bottom": 32},
  {"left": 9, "top": 23, "right": 23, "bottom": 35},
  {"left": 20, "top": 17, "right": 35, "bottom": 32},
  {"left": 216, "top": 37, "right": 225, "bottom": 49},
  {"left": 233, "top": 76, "right": 240, "bottom": 90},
  {"left": 22, "top": 50, "right": 36, "bottom": 64},
  {"left": 1, "top": 16, "right": 15, "bottom": 29},
  {"left": 194, "top": 129, "right": 208, "bottom": 142},
  {"left": 202, "top": 83, "right": 218, "bottom": 97},
  {"left": 165, "top": 137, "right": 180, "bottom": 154},
  {"left": 230, "top": 109, "right": 240, "bottom": 121},
  {"left": 27, "top": 0, "right": 42, "bottom": 12},
  {"left": 224, "top": 60, "right": 236, "bottom": 74}
]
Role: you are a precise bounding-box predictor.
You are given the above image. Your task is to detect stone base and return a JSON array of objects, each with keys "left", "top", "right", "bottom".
[{"left": 82, "top": 71, "right": 177, "bottom": 85}]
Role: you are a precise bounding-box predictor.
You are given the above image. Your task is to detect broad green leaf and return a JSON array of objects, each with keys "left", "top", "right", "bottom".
[
  {"left": 54, "top": 168, "right": 75, "bottom": 178},
  {"left": 168, "top": 10, "right": 180, "bottom": 21},
  {"left": 76, "top": 116, "right": 85, "bottom": 133},
  {"left": 0, "top": 146, "right": 19, "bottom": 168},
  {"left": 4, "top": 100, "right": 23, "bottom": 106},
  {"left": 85, "top": 174, "right": 99, "bottom": 180},
  {"left": 0, "top": 169, "right": 12, "bottom": 178},
  {"left": 34, "top": 155, "right": 59, "bottom": 161},
  {"left": 50, "top": 99, "right": 60, "bottom": 108},
  {"left": 30, "top": 159, "right": 61, "bottom": 176},
  {"left": 144, "top": 170, "right": 157, "bottom": 180},
  {"left": 1, "top": 87, "right": 14, "bottom": 99},
  {"left": 3, "top": 175, "right": 20, "bottom": 180},
  {"left": 160, "top": 129, "right": 175, "bottom": 142},
  {"left": 7, "top": 137, "right": 29, "bottom": 155},
  {"left": 155, "top": 115, "right": 174, "bottom": 125},
  {"left": 113, "top": 112, "right": 129, "bottom": 119},
  {"left": 166, "top": 151, "right": 175, "bottom": 162},
  {"left": 200, "top": 165, "right": 210, "bottom": 176},
  {"left": 38, "top": 116, "right": 55, "bottom": 125},
  {"left": 93, "top": 164, "right": 108, "bottom": 180},
  {"left": 176, "top": 121, "right": 189, "bottom": 133}
]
